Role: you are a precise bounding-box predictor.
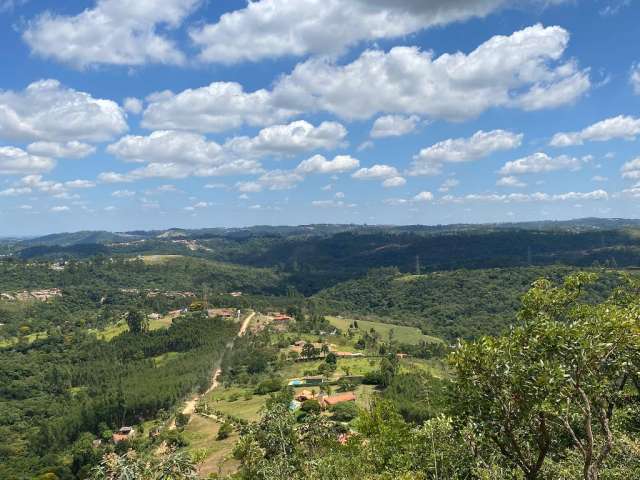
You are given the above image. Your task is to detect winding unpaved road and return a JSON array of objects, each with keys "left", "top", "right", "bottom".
[{"left": 168, "top": 311, "right": 255, "bottom": 429}]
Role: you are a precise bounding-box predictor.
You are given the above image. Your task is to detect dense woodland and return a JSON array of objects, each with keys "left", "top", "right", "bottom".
[
  {"left": 3, "top": 222, "right": 640, "bottom": 478},
  {"left": 0, "top": 314, "right": 236, "bottom": 479}
]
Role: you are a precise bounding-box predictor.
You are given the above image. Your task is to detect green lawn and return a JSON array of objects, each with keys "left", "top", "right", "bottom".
[
  {"left": 204, "top": 387, "right": 265, "bottom": 422},
  {"left": 327, "top": 316, "right": 441, "bottom": 345}
]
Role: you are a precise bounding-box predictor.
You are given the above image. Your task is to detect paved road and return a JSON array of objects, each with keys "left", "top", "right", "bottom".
[{"left": 168, "top": 311, "right": 255, "bottom": 429}]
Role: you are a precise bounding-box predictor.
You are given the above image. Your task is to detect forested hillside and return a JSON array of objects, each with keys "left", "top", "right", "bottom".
[
  {"left": 11, "top": 224, "right": 640, "bottom": 296},
  {"left": 0, "top": 256, "right": 282, "bottom": 293},
  {"left": 312, "top": 266, "right": 623, "bottom": 339}
]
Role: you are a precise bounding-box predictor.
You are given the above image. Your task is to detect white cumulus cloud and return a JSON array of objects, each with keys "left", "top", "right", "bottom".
[
  {"left": 410, "top": 129, "right": 522, "bottom": 176},
  {"left": 142, "top": 82, "right": 298, "bottom": 133},
  {"left": 352, "top": 164, "right": 400, "bottom": 180},
  {"left": 272, "top": 25, "right": 589, "bottom": 122},
  {"left": 108, "top": 130, "right": 224, "bottom": 165},
  {"left": 123, "top": 97, "right": 144, "bottom": 114},
  {"left": 0, "top": 79, "right": 127, "bottom": 142},
  {"left": 106, "top": 130, "right": 263, "bottom": 181},
  {"left": 190, "top": 0, "right": 567, "bottom": 64},
  {"left": 413, "top": 191, "right": 434, "bottom": 202},
  {"left": 27, "top": 141, "right": 95, "bottom": 159},
  {"left": 65, "top": 179, "right": 96, "bottom": 189},
  {"left": 621, "top": 157, "right": 640, "bottom": 180},
  {"left": 225, "top": 120, "right": 347, "bottom": 157},
  {"left": 497, "top": 176, "right": 527, "bottom": 188},
  {"left": 499, "top": 152, "right": 581, "bottom": 175},
  {"left": 255, "top": 170, "right": 304, "bottom": 191},
  {"left": 370, "top": 115, "right": 421, "bottom": 138},
  {"left": 23, "top": 0, "right": 199, "bottom": 67},
  {"left": 143, "top": 25, "right": 589, "bottom": 132},
  {"left": 296, "top": 154, "right": 359, "bottom": 174},
  {"left": 0, "top": 146, "right": 55, "bottom": 175},
  {"left": 382, "top": 176, "right": 407, "bottom": 188},
  {"left": 550, "top": 115, "right": 640, "bottom": 147},
  {"left": 50, "top": 205, "right": 70, "bottom": 212}
]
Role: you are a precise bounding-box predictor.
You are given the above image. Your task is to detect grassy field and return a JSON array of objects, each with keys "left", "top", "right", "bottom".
[
  {"left": 401, "top": 357, "right": 448, "bottom": 379},
  {"left": 182, "top": 415, "right": 239, "bottom": 477},
  {"left": 204, "top": 386, "right": 265, "bottom": 422},
  {"left": 279, "top": 356, "right": 381, "bottom": 381},
  {"left": 326, "top": 316, "right": 441, "bottom": 345}
]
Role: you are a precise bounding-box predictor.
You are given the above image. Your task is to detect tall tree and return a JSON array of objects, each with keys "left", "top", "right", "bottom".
[
  {"left": 125, "top": 309, "right": 148, "bottom": 335},
  {"left": 452, "top": 273, "right": 640, "bottom": 480}
]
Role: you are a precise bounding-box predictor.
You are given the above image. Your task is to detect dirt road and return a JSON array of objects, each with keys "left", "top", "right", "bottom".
[{"left": 168, "top": 311, "right": 255, "bottom": 429}]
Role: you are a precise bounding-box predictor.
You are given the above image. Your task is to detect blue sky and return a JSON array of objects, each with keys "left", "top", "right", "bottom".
[{"left": 0, "top": 0, "right": 639, "bottom": 235}]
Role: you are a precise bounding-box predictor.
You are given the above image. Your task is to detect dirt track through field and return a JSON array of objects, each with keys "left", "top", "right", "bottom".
[{"left": 168, "top": 311, "right": 255, "bottom": 429}]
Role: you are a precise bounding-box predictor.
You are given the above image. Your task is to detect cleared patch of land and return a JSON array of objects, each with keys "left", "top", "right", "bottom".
[
  {"left": 92, "top": 315, "right": 173, "bottom": 340},
  {"left": 326, "top": 316, "right": 441, "bottom": 345},
  {"left": 138, "top": 254, "right": 186, "bottom": 265}
]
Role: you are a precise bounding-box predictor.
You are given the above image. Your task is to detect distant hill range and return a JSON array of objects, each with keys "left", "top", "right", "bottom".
[
  {"left": 9, "top": 218, "right": 640, "bottom": 248},
  {"left": 5, "top": 218, "right": 640, "bottom": 280}
]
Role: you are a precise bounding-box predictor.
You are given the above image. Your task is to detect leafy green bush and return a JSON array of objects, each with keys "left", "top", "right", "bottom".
[
  {"left": 254, "top": 376, "right": 284, "bottom": 395},
  {"left": 331, "top": 401, "right": 358, "bottom": 421},
  {"left": 216, "top": 422, "right": 233, "bottom": 441},
  {"left": 301, "top": 399, "right": 321, "bottom": 414}
]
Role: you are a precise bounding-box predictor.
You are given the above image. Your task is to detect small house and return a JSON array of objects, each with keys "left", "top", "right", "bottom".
[
  {"left": 112, "top": 426, "right": 135, "bottom": 444},
  {"left": 320, "top": 392, "right": 357, "bottom": 408}
]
